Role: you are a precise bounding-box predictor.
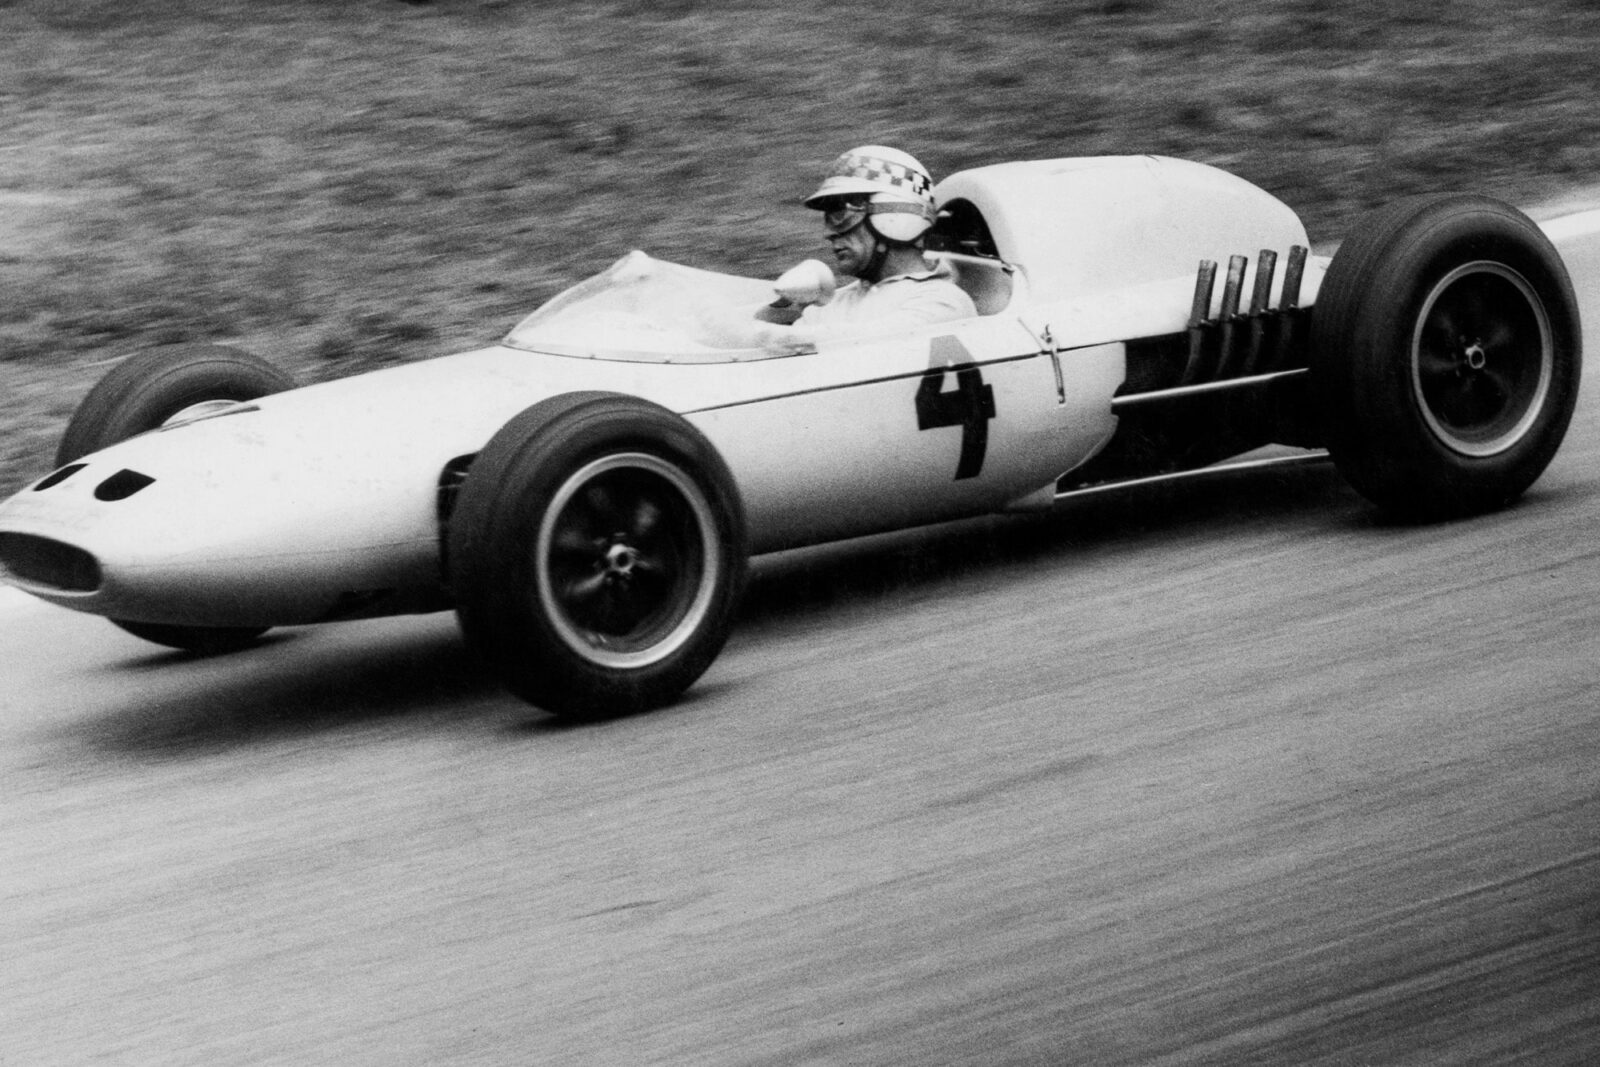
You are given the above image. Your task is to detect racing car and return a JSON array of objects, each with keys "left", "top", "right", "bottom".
[{"left": 0, "top": 156, "right": 1581, "bottom": 717}]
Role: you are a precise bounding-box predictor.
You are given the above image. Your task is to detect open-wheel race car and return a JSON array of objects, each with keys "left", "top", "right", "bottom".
[{"left": 0, "top": 156, "right": 1581, "bottom": 717}]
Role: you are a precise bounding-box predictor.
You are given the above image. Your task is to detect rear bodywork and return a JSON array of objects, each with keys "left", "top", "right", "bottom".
[{"left": 0, "top": 155, "right": 1327, "bottom": 629}]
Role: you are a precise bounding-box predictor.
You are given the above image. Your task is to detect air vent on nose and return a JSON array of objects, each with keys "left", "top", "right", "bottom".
[
  {"left": 95, "top": 469, "right": 156, "bottom": 501},
  {"left": 33, "top": 464, "right": 87, "bottom": 491}
]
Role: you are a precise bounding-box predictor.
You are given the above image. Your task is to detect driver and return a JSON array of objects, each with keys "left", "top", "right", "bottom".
[{"left": 741, "top": 145, "right": 977, "bottom": 349}]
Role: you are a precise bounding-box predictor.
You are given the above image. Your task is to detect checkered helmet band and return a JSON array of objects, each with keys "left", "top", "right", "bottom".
[
  {"left": 828, "top": 152, "right": 932, "bottom": 199},
  {"left": 803, "top": 145, "right": 936, "bottom": 215}
]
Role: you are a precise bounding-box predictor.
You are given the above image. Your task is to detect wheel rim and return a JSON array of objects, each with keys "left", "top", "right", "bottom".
[
  {"left": 535, "top": 452, "right": 719, "bottom": 670},
  {"left": 1410, "top": 261, "right": 1552, "bottom": 457}
]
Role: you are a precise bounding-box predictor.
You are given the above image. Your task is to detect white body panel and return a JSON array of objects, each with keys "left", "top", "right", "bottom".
[
  {"left": 0, "top": 325, "right": 1120, "bottom": 624},
  {"left": 697, "top": 322, "right": 1122, "bottom": 549},
  {"left": 935, "top": 155, "right": 1310, "bottom": 304}
]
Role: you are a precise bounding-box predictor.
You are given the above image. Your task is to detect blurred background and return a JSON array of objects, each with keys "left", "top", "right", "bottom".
[
  {"left": 5, "top": 7, "right": 1600, "bottom": 1064},
  {"left": 3, "top": 0, "right": 1599, "bottom": 493}
]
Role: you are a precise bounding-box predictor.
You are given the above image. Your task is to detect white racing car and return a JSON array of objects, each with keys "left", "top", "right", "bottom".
[{"left": 0, "top": 156, "right": 1581, "bottom": 717}]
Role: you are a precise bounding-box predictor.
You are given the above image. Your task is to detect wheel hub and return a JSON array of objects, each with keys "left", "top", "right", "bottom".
[
  {"left": 602, "top": 541, "right": 640, "bottom": 580},
  {"left": 1411, "top": 261, "right": 1553, "bottom": 457},
  {"left": 536, "top": 452, "right": 720, "bottom": 670}
]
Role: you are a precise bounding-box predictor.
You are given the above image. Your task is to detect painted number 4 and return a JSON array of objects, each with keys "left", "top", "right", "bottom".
[{"left": 916, "top": 335, "right": 996, "bottom": 480}]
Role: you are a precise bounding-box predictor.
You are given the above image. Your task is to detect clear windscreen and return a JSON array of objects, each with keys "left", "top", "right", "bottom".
[{"left": 503, "top": 251, "right": 780, "bottom": 362}]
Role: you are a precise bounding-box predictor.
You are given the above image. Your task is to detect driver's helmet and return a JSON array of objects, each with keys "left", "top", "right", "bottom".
[{"left": 803, "top": 145, "right": 937, "bottom": 243}]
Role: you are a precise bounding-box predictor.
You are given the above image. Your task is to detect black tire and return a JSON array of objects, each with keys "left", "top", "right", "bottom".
[
  {"left": 448, "top": 392, "right": 748, "bottom": 718},
  {"left": 1309, "top": 193, "right": 1581, "bottom": 519},
  {"left": 111, "top": 619, "right": 269, "bottom": 655},
  {"left": 56, "top": 343, "right": 296, "bottom": 466}
]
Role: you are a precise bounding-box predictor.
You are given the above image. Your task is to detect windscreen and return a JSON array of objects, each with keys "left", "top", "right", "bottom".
[{"left": 503, "top": 251, "right": 781, "bottom": 363}]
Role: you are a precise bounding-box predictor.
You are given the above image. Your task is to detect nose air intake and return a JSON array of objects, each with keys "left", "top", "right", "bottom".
[{"left": 0, "top": 533, "right": 103, "bottom": 593}]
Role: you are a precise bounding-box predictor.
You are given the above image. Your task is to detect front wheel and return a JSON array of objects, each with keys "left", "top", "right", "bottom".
[
  {"left": 1309, "top": 193, "right": 1581, "bottom": 519},
  {"left": 448, "top": 392, "right": 748, "bottom": 718},
  {"left": 56, "top": 343, "right": 296, "bottom": 466}
]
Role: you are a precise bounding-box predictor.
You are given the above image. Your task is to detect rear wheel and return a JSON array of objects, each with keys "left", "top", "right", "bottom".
[
  {"left": 1309, "top": 194, "right": 1580, "bottom": 519},
  {"left": 449, "top": 392, "right": 747, "bottom": 718},
  {"left": 57, "top": 343, "right": 294, "bottom": 653}
]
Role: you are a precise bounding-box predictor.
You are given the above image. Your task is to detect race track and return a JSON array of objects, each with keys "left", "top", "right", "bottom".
[{"left": 4, "top": 219, "right": 1600, "bottom": 1066}]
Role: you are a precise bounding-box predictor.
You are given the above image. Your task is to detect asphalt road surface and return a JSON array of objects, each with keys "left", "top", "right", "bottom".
[{"left": 4, "top": 217, "right": 1600, "bottom": 1066}]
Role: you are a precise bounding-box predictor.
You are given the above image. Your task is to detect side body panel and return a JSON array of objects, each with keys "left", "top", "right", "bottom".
[{"left": 693, "top": 320, "right": 1122, "bottom": 552}]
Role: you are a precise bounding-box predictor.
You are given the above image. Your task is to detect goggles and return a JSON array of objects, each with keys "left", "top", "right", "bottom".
[{"left": 822, "top": 200, "right": 870, "bottom": 236}]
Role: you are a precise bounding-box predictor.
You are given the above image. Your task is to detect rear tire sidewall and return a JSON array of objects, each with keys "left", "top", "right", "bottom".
[
  {"left": 1310, "top": 195, "right": 1580, "bottom": 519},
  {"left": 449, "top": 392, "right": 747, "bottom": 719}
]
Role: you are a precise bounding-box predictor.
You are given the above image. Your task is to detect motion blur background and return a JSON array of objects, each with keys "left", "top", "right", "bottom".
[
  {"left": 6, "top": 5, "right": 1600, "bottom": 1065},
  {"left": 3, "top": 0, "right": 1599, "bottom": 492}
]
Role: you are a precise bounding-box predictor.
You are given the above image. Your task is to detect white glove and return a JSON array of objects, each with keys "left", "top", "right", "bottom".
[{"left": 773, "top": 259, "right": 836, "bottom": 307}]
